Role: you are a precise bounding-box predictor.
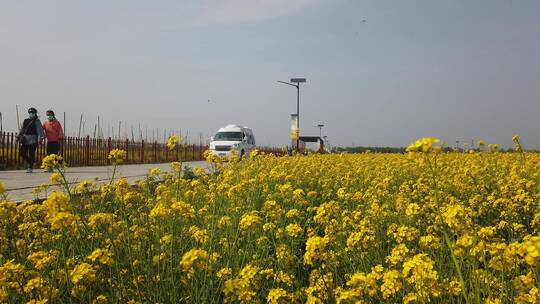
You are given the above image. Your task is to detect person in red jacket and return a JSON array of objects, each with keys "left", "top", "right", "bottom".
[{"left": 42, "top": 109, "right": 64, "bottom": 171}]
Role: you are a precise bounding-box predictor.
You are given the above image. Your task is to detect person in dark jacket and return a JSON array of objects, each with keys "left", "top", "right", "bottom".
[{"left": 17, "top": 107, "right": 45, "bottom": 173}]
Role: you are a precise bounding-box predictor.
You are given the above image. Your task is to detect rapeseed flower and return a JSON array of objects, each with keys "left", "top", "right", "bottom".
[
  {"left": 167, "top": 134, "right": 184, "bottom": 151},
  {"left": 267, "top": 288, "right": 288, "bottom": 304},
  {"left": 41, "top": 154, "right": 63, "bottom": 170},
  {"left": 223, "top": 264, "right": 261, "bottom": 303},
  {"left": 217, "top": 267, "right": 232, "bottom": 279},
  {"left": 70, "top": 262, "right": 97, "bottom": 284},
  {"left": 519, "top": 236, "right": 540, "bottom": 266},
  {"left": 50, "top": 172, "right": 62, "bottom": 184},
  {"left": 3, "top": 137, "right": 540, "bottom": 302},
  {"left": 304, "top": 236, "right": 330, "bottom": 266},
  {"left": 27, "top": 251, "right": 57, "bottom": 271},
  {"left": 285, "top": 223, "right": 303, "bottom": 237},
  {"left": 406, "top": 138, "right": 440, "bottom": 153},
  {"left": 180, "top": 249, "right": 208, "bottom": 281},
  {"left": 87, "top": 248, "right": 114, "bottom": 265},
  {"left": 381, "top": 270, "right": 402, "bottom": 299},
  {"left": 239, "top": 212, "right": 262, "bottom": 231},
  {"left": 107, "top": 149, "right": 126, "bottom": 164}
]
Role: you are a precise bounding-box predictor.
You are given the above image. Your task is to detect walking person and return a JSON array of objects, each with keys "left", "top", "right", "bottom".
[
  {"left": 42, "top": 109, "right": 64, "bottom": 172},
  {"left": 17, "top": 107, "right": 45, "bottom": 173}
]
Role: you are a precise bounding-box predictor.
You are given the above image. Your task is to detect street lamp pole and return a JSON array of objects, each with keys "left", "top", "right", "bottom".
[
  {"left": 315, "top": 124, "right": 324, "bottom": 138},
  {"left": 314, "top": 124, "right": 324, "bottom": 153},
  {"left": 297, "top": 85, "right": 300, "bottom": 140},
  {"left": 278, "top": 78, "right": 306, "bottom": 152}
]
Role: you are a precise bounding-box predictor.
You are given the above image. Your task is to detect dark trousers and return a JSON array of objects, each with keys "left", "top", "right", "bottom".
[
  {"left": 20, "top": 144, "right": 37, "bottom": 169},
  {"left": 46, "top": 141, "right": 63, "bottom": 167},
  {"left": 46, "top": 141, "right": 61, "bottom": 155}
]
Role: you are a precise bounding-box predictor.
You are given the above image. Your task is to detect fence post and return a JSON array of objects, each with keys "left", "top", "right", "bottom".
[
  {"left": 64, "top": 137, "right": 68, "bottom": 165},
  {"left": 0, "top": 132, "right": 4, "bottom": 169},
  {"left": 85, "top": 136, "right": 90, "bottom": 166},
  {"left": 9, "top": 133, "right": 15, "bottom": 168},
  {"left": 107, "top": 137, "right": 112, "bottom": 156},
  {"left": 199, "top": 143, "right": 203, "bottom": 160},
  {"left": 153, "top": 141, "right": 157, "bottom": 163},
  {"left": 125, "top": 139, "right": 129, "bottom": 164},
  {"left": 141, "top": 140, "right": 145, "bottom": 163},
  {"left": 91, "top": 137, "right": 94, "bottom": 166}
]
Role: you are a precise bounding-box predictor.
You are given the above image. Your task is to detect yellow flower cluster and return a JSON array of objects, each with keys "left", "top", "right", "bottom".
[
  {"left": 107, "top": 149, "right": 127, "bottom": 164},
  {"left": 41, "top": 154, "right": 63, "bottom": 170},
  {"left": 223, "top": 264, "right": 261, "bottom": 303},
  {"left": 2, "top": 141, "right": 540, "bottom": 302},
  {"left": 406, "top": 137, "right": 440, "bottom": 153},
  {"left": 166, "top": 134, "right": 183, "bottom": 151},
  {"left": 180, "top": 248, "right": 208, "bottom": 281},
  {"left": 87, "top": 248, "right": 114, "bottom": 265},
  {"left": 239, "top": 212, "right": 262, "bottom": 231},
  {"left": 304, "top": 236, "right": 331, "bottom": 266},
  {"left": 70, "top": 262, "right": 96, "bottom": 285}
]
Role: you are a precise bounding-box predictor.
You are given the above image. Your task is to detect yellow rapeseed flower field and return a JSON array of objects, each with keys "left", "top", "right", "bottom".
[{"left": 1, "top": 139, "right": 540, "bottom": 303}]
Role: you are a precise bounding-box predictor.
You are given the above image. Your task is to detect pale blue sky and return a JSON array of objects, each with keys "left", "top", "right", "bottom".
[{"left": 1, "top": 1, "right": 539, "bottom": 148}]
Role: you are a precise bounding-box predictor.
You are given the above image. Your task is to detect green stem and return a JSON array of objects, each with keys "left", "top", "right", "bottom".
[
  {"left": 110, "top": 163, "right": 118, "bottom": 185},
  {"left": 442, "top": 229, "right": 470, "bottom": 304},
  {"left": 56, "top": 167, "right": 72, "bottom": 197}
]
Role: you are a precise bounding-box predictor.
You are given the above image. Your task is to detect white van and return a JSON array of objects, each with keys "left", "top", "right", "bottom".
[{"left": 209, "top": 124, "right": 256, "bottom": 158}]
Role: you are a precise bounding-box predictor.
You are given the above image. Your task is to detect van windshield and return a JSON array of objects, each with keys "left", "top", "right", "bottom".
[{"left": 214, "top": 132, "right": 242, "bottom": 141}]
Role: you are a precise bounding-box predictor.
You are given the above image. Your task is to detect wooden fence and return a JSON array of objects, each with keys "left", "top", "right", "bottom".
[
  {"left": 0, "top": 131, "right": 285, "bottom": 170},
  {"left": 0, "top": 132, "right": 206, "bottom": 170}
]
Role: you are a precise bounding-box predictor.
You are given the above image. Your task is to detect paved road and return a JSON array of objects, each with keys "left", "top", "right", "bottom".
[{"left": 0, "top": 161, "right": 208, "bottom": 202}]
